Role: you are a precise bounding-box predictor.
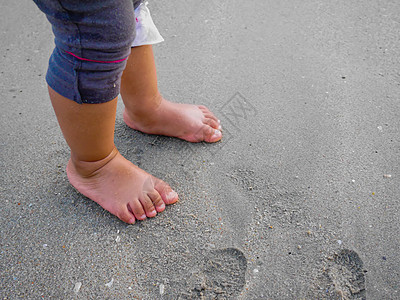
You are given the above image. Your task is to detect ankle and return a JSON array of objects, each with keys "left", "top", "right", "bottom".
[
  {"left": 125, "top": 92, "right": 163, "bottom": 118},
  {"left": 68, "top": 147, "right": 119, "bottom": 177}
]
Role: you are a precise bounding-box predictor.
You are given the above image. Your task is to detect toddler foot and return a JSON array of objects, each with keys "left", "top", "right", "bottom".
[
  {"left": 123, "top": 95, "right": 222, "bottom": 143},
  {"left": 66, "top": 147, "right": 178, "bottom": 224}
]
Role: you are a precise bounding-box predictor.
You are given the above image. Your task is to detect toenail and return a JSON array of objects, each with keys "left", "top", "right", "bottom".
[
  {"left": 218, "top": 119, "right": 221, "bottom": 124},
  {"left": 129, "top": 218, "right": 136, "bottom": 224},
  {"left": 218, "top": 125, "right": 222, "bottom": 130},
  {"left": 167, "top": 191, "right": 178, "bottom": 200},
  {"left": 140, "top": 214, "right": 146, "bottom": 220},
  {"left": 211, "top": 129, "right": 222, "bottom": 140},
  {"left": 158, "top": 203, "right": 165, "bottom": 210}
]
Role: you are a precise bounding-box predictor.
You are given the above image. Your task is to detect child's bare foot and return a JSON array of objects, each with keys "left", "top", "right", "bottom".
[
  {"left": 66, "top": 147, "right": 178, "bottom": 224},
  {"left": 123, "top": 94, "right": 222, "bottom": 143}
]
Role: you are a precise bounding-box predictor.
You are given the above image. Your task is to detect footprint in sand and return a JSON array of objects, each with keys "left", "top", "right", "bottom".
[
  {"left": 325, "top": 249, "right": 367, "bottom": 300},
  {"left": 179, "top": 248, "right": 247, "bottom": 299}
]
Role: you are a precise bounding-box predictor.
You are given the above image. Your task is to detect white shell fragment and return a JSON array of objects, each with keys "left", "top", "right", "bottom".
[
  {"left": 159, "top": 283, "right": 165, "bottom": 295},
  {"left": 105, "top": 278, "right": 114, "bottom": 288},
  {"left": 73, "top": 282, "right": 82, "bottom": 294}
]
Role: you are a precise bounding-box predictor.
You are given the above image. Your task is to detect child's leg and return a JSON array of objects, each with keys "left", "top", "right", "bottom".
[
  {"left": 121, "top": 45, "right": 222, "bottom": 143},
  {"left": 33, "top": 0, "right": 178, "bottom": 224},
  {"left": 49, "top": 87, "right": 178, "bottom": 224}
]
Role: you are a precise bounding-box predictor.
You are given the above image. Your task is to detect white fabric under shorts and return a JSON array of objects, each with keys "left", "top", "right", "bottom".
[{"left": 132, "top": 1, "right": 164, "bottom": 47}]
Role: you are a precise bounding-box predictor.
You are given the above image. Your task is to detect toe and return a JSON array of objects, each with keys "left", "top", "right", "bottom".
[
  {"left": 118, "top": 208, "right": 136, "bottom": 224},
  {"left": 202, "top": 125, "right": 222, "bottom": 143},
  {"left": 198, "top": 106, "right": 214, "bottom": 117},
  {"left": 128, "top": 200, "right": 147, "bottom": 220},
  {"left": 148, "top": 189, "right": 165, "bottom": 212},
  {"left": 199, "top": 105, "right": 218, "bottom": 117},
  {"left": 203, "top": 113, "right": 220, "bottom": 124},
  {"left": 154, "top": 179, "right": 178, "bottom": 205},
  {"left": 140, "top": 194, "right": 157, "bottom": 218},
  {"left": 198, "top": 106, "right": 220, "bottom": 128},
  {"left": 203, "top": 117, "right": 220, "bottom": 130}
]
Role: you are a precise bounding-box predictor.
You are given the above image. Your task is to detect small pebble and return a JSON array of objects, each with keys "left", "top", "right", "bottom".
[
  {"left": 383, "top": 174, "right": 392, "bottom": 178},
  {"left": 337, "top": 240, "right": 342, "bottom": 245},
  {"left": 253, "top": 268, "right": 259, "bottom": 274},
  {"left": 115, "top": 236, "right": 120, "bottom": 243},
  {"left": 205, "top": 243, "right": 216, "bottom": 250}
]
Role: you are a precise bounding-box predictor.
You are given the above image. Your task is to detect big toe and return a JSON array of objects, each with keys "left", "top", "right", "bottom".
[
  {"left": 203, "top": 126, "right": 222, "bottom": 143},
  {"left": 154, "top": 179, "right": 179, "bottom": 205}
]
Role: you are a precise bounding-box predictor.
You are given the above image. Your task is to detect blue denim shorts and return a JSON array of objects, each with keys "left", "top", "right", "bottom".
[{"left": 34, "top": 0, "right": 142, "bottom": 104}]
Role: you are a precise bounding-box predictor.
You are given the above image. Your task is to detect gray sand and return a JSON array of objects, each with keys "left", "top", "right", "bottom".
[{"left": 1, "top": 0, "right": 399, "bottom": 299}]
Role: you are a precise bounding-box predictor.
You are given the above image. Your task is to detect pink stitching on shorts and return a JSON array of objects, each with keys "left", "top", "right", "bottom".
[{"left": 65, "top": 51, "right": 128, "bottom": 64}]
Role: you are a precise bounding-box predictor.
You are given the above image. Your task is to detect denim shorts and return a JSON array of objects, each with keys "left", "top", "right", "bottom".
[{"left": 34, "top": 0, "right": 142, "bottom": 104}]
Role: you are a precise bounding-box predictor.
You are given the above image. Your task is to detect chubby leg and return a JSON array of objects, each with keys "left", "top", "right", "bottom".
[
  {"left": 120, "top": 45, "right": 222, "bottom": 143},
  {"left": 49, "top": 87, "right": 178, "bottom": 224}
]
